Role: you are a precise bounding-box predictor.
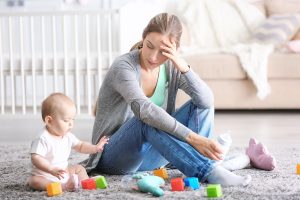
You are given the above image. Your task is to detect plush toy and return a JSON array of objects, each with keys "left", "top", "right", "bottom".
[
  {"left": 246, "top": 138, "right": 276, "bottom": 171},
  {"left": 121, "top": 173, "right": 165, "bottom": 197}
]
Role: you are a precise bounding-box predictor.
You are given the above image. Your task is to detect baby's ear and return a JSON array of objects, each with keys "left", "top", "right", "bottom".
[{"left": 44, "top": 115, "right": 52, "bottom": 125}]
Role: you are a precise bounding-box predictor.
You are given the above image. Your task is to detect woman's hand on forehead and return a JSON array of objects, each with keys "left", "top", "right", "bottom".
[{"left": 160, "top": 40, "right": 190, "bottom": 73}]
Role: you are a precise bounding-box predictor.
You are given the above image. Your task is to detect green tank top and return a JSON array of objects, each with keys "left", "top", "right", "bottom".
[{"left": 149, "top": 64, "right": 167, "bottom": 107}]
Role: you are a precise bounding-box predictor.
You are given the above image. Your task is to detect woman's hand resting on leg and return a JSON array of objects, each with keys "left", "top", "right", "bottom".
[{"left": 186, "top": 132, "right": 223, "bottom": 161}]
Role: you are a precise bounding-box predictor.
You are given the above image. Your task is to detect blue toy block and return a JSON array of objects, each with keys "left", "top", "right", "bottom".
[{"left": 184, "top": 177, "right": 200, "bottom": 190}]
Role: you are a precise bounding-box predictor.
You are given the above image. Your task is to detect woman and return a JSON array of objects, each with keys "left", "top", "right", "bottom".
[{"left": 84, "top": 13, "right": 251, "bottom": 186}]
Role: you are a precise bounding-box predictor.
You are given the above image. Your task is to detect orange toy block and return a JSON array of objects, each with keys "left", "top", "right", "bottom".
[
  {"left": 47, "top": 182, "right": 62, "bottom": 197},
  {"left": 297, "top": 164, "right": 300, "bottom": 175},
  {"left": 153, "top": 168, "right": 168, "bottom": 179},
  {"left": 81, "top": 178, "right": 96, "bottom": 190},
  {"left": 171, "top": 178, "right": 184, "bottom": 191}
]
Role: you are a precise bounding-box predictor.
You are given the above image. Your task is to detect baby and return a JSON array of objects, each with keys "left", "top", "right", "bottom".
[{"left": 27, "top": 92, "right": 109, "bottom": 192}]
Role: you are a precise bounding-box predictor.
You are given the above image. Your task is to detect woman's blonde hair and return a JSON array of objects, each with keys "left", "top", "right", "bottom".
[{"left": 130, "top": 13, "right": 182, "bottom": 51}]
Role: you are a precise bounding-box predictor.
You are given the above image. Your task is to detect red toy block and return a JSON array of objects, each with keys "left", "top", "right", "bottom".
[
  {"left": 171, "top": 178, "right": 184, "bottom": 191},
  {"left": 81, "top": 178, "right": 96, "bottom": 190}
]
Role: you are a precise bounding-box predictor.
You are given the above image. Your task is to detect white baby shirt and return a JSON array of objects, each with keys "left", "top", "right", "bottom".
[{"left": 30, "top": 128, "right": 80, "bottom": 182}]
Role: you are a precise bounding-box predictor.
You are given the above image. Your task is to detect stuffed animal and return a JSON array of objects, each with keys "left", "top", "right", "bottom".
[
  {"left": 246, "top": 138, "right": 276, "bottom": 171},
  {"left": 121, "top": 173, "right": 165, "bottom": 197}
]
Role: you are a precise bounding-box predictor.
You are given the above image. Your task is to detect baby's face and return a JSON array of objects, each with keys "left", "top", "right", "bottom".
[{"left": 47, "top": 104, "right": 76, "bottom": 137}]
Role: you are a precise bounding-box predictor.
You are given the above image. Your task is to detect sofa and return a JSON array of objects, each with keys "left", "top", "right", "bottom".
[{"left": 175, "top": 0, "right": 300, "bottom": 109}]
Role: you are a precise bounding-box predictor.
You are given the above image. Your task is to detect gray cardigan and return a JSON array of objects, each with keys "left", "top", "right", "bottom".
[{"left": 83, "top": 49, "right": 214, "bottom": 171}]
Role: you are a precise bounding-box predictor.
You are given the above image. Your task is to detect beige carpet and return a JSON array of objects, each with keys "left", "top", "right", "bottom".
[{"left": 1, "top": 142, "right": 300, "bottom": 200}]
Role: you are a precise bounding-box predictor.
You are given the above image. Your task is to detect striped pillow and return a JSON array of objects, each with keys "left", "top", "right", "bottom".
[{"left": 252, "top": 14, "right": 300, "bottom": 47}]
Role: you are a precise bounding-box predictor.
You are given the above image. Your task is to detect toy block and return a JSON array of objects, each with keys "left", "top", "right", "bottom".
[
  {"left": 297, "top": 164, "right": 300, "bottom": 175},
  {"left": 206, "top": 184, "right": 222, "bottom": 198},
  {"left": 47, "top": 182, "right": 62, "bottom": 197},
  {"left": 171, "top": 178, "right": 184, "bottom": 191},
  {"left": 95, "top": 176, "right": 108, "bottom": 189},
  {"left": 81, "top": 178, "right": 96, "bottom": 190},
  {"left": 153, "top": 168, "right": 168, "bottom": 179},
  {"left": 184, "top": 177, "right": 200, "bottom": 190}
]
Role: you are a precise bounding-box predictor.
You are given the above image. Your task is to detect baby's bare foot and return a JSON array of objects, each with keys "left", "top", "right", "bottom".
[{"left": 63, "top": 174, "right": 78, "bottom": 192}]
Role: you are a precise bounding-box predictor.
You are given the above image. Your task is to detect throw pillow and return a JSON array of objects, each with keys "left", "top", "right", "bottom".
[{"left": 251, "top": 14, "right": 300, "bottom": 47}]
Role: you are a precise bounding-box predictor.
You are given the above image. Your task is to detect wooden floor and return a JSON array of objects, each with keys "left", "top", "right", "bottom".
[
  {"left": 1, "top": 111, "right": 299, "bottom": 148},
  {"left": 214, "top": 111, "right": 300, "bottom": 147}
]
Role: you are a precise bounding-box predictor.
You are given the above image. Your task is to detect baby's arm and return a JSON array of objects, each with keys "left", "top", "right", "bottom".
[
  {"left": 74, "top": 136, "right": 109, "bottom": 154},
  {"left": 31, "top": 153, "right": 66, "bottom": 179}
]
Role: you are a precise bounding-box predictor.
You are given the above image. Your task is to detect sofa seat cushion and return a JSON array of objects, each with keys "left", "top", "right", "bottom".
[
  {"left": 268, "top": 52, "right": 300, "bottom": 78},
  {"left": 185, "top": 53, "right": 247, "bottom": 80},
  {"left": 185, "top": 52, "right": 300, "bottom": 80}
]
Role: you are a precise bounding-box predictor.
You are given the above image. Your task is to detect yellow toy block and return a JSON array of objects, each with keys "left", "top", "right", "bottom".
[
  {"left": 153, "top": 168, "right": 168, "bottom": 179},
  {"left": 47, "top": 182, "right": 62, "bottom": 197},
  {"left": 297, "top": 164, "right": 300, "bottom": 175}
]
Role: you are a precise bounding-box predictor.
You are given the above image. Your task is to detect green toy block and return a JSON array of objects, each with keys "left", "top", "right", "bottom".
[
  {"left": 95, "top": 176, "right": 108, "bottom": 189},
  {"left": 206, "top": 184, "right": 222, "bottom": 198}
]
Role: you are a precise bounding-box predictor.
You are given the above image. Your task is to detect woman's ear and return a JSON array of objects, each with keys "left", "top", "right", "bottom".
[
  {"left": 139, "top": 40, "right": 143, "bottom": 49},
  {"left": 44, "top": 115, "right": 52, "bottom": 126}
]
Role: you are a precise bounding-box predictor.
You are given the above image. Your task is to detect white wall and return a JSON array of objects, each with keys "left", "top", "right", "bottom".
[
  {"left": 118, "top": 0, "right": 175, "bottom": 54},
  {"left": 0, "top": 0, "right": 133, "bottom": 10},
  {"left": 0, "top": 0, "right": 175, "bottom": 54},
  {"left": 0, "top": 0, "right": 177, "bottom": 114}
]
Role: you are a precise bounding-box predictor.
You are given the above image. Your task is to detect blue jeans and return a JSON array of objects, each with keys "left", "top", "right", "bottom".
[{"left": 96, "top": 100, "right": 215, "bottom": 181}]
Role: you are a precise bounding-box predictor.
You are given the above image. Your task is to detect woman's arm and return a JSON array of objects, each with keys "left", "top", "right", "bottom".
[
  {"left": 161, "top": 40, "right": 220, "bottom": 160},
  {"left": 161, "top": 40, "right": 214, "bottom": 108},
  {"left": 113, "top": 64, "right": 221, "bottom": 160},
  {"left": 111, "top": 52, "right": 220, "bottom": 160},
  {"left": 112, "top": 64, "right": 190, "bottom": 141},
  {"left": 179, "top": 69, "right": 214, "bottom": 107},
  {"left": 186, "top": 132, "right": 223, "bottom": 161}
]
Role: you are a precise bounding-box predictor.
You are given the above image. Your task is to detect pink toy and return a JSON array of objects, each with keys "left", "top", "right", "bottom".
[{"left": 246, "top": 138, "right": 276, "bottom": 171}]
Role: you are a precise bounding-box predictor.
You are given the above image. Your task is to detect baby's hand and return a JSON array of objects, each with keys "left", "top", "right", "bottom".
[
  {"left": 49, "top": 167, "right": 67, "bottom": 180},
  {"left": 95, "top": 136, "right": 109, "bottom": 152}
]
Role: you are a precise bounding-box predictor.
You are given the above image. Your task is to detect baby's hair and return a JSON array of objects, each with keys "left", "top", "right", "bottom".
[{"left": 41, "top": 93, "right": 75, "bottom": 122}]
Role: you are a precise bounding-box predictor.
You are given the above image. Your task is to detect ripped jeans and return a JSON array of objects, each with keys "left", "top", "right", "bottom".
[{"left": 96, "top": 100, "right": 215, "bottom": 182}]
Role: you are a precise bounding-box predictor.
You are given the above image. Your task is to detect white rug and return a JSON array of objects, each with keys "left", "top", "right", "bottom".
[{"left": 1, "top": 142, "right": 300, "bottom": 200}]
